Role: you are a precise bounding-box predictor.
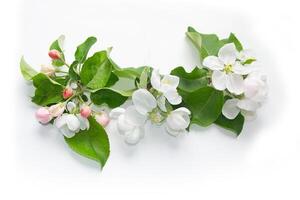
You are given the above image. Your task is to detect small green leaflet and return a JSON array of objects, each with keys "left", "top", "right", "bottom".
[
  {"left": 214, "top": 113, "right": 245, "bottom": 136},
  {"left": 75, "top": 36, "right": 97, "bottom": 63},
  {"left": 80, "top": 51, "right": 112, "bottom": 90},
  {"left": 20, "top": 56, "right": 37, "bottom": 81},
  {"left": 171, "top": 66, "right": 208, "bottom": 92},
  {"left": 64, "top": 117, "right": 110, "bottom": 169},
  {"left": 180, "top": 86, "right": 224, "bottom": 127},
  {"left": 91, "top": 88, "right": 128, "bottom": 108},
  {"left": 32, "top": 73, "right": 64, "bottom": 106}
]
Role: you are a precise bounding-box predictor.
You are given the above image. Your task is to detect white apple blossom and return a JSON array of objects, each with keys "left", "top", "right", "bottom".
[
  {"left": 222, "top": 72, "right": 268, "bottom": 120},
  {"left": 48, "top": 102, "right": 65, "bottom": 117},
  {"left": 202, "top": 43, "right": 257, "bottom": 94},
  {"left": 150, "top": 69, "right": 182, "bottom": 106},
  {"left": 165, "top": 108, "right": 191, "bottom": 136},
  {"left": 40, "top": 64, "right": 55, "bottom": 76},
  {"left": 54, "top": 114, "right": 89, "bottom": 138},
  {"left": 110, "top": 89, "right": 157, "bottom": 144}
]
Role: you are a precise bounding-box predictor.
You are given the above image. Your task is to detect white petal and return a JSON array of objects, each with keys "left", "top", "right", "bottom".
[
  {"left": 54, "top": 114, "right": 68, "bottom": 129},
  {"left": 172, "top": 107, "right": 191, "bottom": 116},
  {"left": 202, "top": 56, "right": 224, "bottom": 70},
  {"left": 222, "top": 99, "right": 240, "bottom": 119},
  {"left": 164, "top": 90, "right": 182, "bottom": 105},
  {"left": 124, "top": 106, "right": 147, "bottom": 126},
  {"left": 132, "top": 89, "right": 157, "bottom": 115},
  {"left": 150, "top": 69, "right": 161, "bottom": 91},
  {"left": 226, "top": 73, "right": 244, "bottom": 95},
  {"left": 124, "top": 127, "right": 144, "bottom": 145},
  {"left": 167, "top": 110, "right": 190, "bottom": 130},
  {"left": 218, "top": 43, "right": 237, "bottom": 65},
  {"left": 232, "top": 62, "right": 257, "bottom": 75},
  {"left": 237, "top": 99, "right": 260, "bottom": 111},
  {"left": 117, "top": 114, "right": 135, "bottom": 133},
  {"left": 160, "top": 74, "right": 180, "bottom": 92},
  {"left": 157, "top": 95, "right": 167, "bottom": 112},
  {"left": 66, "top": 114, "right": 81, "bottom": 132},
  {"left": 60, "top": 125, "right": 76, "bottom": 138},
  {"left": 109, "top": 107, "right": 125, "bottom": 119},
  {"left": 237, "top": 49, "right": 255, "bottom": 62},
  {"left": 212, "top": 70, "right": 227, "bottom": 90},
  {"left": 165, "top": 125, "right": 186, "bottom": 137},
  {"left": 66, "top": 102, "right": 76, "bottom": 113},
  {"left": 76, "top": 114, "right": 89, "bottom": 130},
  {"left": 241, "top": 110, "right": 257, "bottom": 121}
]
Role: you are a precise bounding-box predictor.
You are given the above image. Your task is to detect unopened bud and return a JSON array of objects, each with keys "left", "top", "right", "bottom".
[
  {"left": 80, "top": 106, "right": 92, "bottom": 118},
  {"left": 48, "top": 49, "right": 61, "bottom": 60},
  {"left": 63, "top": 87, "right": 73, "bottom": 99}
]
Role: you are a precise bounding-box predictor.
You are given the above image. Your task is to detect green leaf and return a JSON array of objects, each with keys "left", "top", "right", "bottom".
[
  {"left": 69, "top": 61, "right": 80, "bottom": 81},
  {"left": 64, "top": 117, "right": 110, "bottom": 168},
  {"left": 50, "top": 35, "right": 65, "bottom": 67},
  {"left": 214, "top": 113, "right": 245, "bottom": 136},
  {"left": 75, "top": 37, "right": 97, "bottom": 63},
  {"left": 181, "top": 86, "right": 224, "bottom": 126},
  {"left": 91, "top": 88, "right": 128, "bottom": 108},
  {"left": 80, "top": 51, "right": 112, "bottom": 90},
  {"left": 20, "top": 56, "right": 37, "bottom": 80},
  {"left": 187, "top": 27, "right": 225, "bottom": 60},
  {"left": 32, "top": 73, "right": 63, "bottom": 106},
  {"left": 105, "top": 72, "right": 119, "bottom": 87},
  {"left": 222, "top": 33, "right": 243, "bottom": 51},
  {"left": 186, "top": 27, "right": 202, "bottom": 51},
  {"left": 113, "top": 66, "right": 147, "bottom": 79},
  {"left": 171, "top": 66, "right": 208, "bottom": 92}
]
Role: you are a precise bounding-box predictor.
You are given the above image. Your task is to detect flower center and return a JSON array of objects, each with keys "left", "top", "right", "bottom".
[
  {"left": 224, "top": 64, "right": 233, "bottom": 74},
  {"left": 149, "top": 109, "right": 165, "bottom": 124}
]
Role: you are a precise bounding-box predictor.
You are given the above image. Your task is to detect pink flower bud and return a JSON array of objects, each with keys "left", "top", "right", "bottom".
[
  {"left": 35, "top": 107, "right": 52, "bottom": 124},
  {"left": 48, "top": 49, "right": 61, "bottom": 60},
  {"left": 80, "top": 106, "right": 92, "bottom": 118},
  {"left": 95, "top": 112, "right": 110, "bottom": 127},
  {"left": 63, "top": 87, "right": 73, "bottom": 99}
]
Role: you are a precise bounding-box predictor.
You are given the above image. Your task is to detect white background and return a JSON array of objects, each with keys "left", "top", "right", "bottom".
[{"left": 1, "top": 0, "right": 300, "bottom": 199}]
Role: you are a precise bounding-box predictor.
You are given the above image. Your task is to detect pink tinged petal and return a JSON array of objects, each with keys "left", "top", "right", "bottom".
[
  {"left": 241, "top": 110, "right": 257, "bottom": 121},
  {"left": 225, "top": 73, "right": 244, "bottom": 95},
  {"left": 218, "top": 43, "right": 237, "bottom": 65},
  {"left": 124, "top": 106, "right": 147, "bottom": 126},
  {"left": 95, "top": 112, "right": 110, "bottom": 127},
  {"left": 35, "top": 107, "right": 52, "bottom": 124},
  {"left": 124, "top": 127, "right": 144, "bottom": 145},
  {"left": 117, "top": 114, "right": 135, "bottom": 133},
  {"left": 237, "top": 99, "right": 260, "bottom": 112},
  {"left": 211, "top": 70, "right": 227, "bottom": 90},
  {"left": 132, "top": 89, "right": 157, "bottom": 115},
  {"left": 49, "top": 103, "right": 65, "bottom": 117},
  {"left": 160, "top": 74, "right": 180, "bottom": 92},
  {"left": 150, "top": 69, "right": 161, "bottom": 91},
  {"left": 109, "top": 107, "right": 125, "bottom": 119},
  {"left": 202, "top": 56, "right": 224, "bottom": 70},
  {"left": 222, "top": 99, "right": 240, "bottom": 119},
  {"left": 164, "top": 90, "right": 182, "bottom": 105}
]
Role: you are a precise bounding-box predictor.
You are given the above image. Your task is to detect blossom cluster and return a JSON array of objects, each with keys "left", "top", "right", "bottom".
[{"left": 20, "top": 27, "right": 268, "bottom": 168}]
